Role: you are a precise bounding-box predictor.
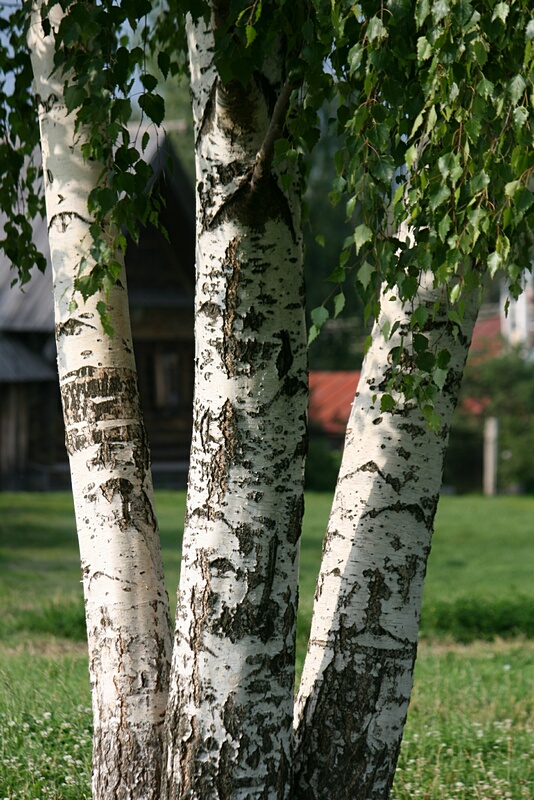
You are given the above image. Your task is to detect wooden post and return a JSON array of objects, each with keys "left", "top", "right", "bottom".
[{"left": 483, "top": 416, "right": 499, "bottom": 496}]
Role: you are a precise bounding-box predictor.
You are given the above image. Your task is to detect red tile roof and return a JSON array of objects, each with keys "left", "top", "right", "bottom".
[{"left": 309, "top": 371, "right": 360, "bottom": 435}]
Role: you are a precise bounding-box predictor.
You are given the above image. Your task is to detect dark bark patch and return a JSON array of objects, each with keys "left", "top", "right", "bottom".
[
  {"left": 56, "top": 317, "right": 97, "bottom": 339},
  {"left": 363, "top": 568, "right": 391, "bottom": 634},
  {"left": 275, "top": 330, "right": 293, "bottom": 378},
  {"left": 222, "top": 238, "right": 240, "bottom": 378}
]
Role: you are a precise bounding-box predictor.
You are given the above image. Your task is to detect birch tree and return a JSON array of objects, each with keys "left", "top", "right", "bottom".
[
  {"left": 1, "top": 1, "right": 533, "bottom": 799},
  {"left": 26, "top": 5, "right": 173, "bottom": 798}
]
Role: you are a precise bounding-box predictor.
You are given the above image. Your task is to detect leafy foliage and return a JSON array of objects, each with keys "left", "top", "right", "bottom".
[
  {"left": 0, "top": 5, "right": 45, "bottom": 285},
  {"left": 1, "top": 0, "right": 533, "bottom": 409}
]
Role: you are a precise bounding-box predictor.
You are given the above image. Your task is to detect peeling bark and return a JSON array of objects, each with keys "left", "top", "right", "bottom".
[
  {"left": 163, "top": 14, "right": 307, "bottom": 800},
  {"left": 28, "top": 5, "right": 172, "bottom": 798},
  {"left": 293, "top": 277, "right": 480, "bottom": 800}
]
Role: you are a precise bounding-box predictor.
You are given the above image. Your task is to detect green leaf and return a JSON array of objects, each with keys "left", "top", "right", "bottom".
[
  {"left": 492, "top": 2, "right": 509, "bottom": 23},
  {"left": 405, "top": 145, "right": 418, "bottom": 170},
  {"left": 433, "top": 367, "right": 448, "bottom": 391},
  {"left": 138, "top": 93, "right": 165, "bottom": 125},
  {"left": 96, "top": 301, "right": 114, "bottom": 337},
  {"left": 380, "top": 393, "right": 396, "bottom": 412},
  {"left": 64, "top": 84, "right": 86, "bottom": 113},
  {"left": 140, "top": 73, "right": 158, "bottom": 92},
  {"left": 438, "top": 213, "right": 452, "bottom": 243},
  {"left": 333, "top": 291, "right": 346, "bottom": 319},
  {"left": 417, "top": 36, "right": 432, "bottom": 62},
  {"left": 411, "top": 305, "right": 429, "bottom": 330},
  {"left": 432, "top": 0, "right": 450, "bottom": 24},
  {"left": 245, "top": 24, "right": 257, "bottom": 46},
  {"left": 512, "top": 107, "right": 528, "bottom": 130},
  {"left": 413, "top": 332, "right": 429, "bottom": 354},
  {"left": 415, "top": 0, "right": 430, "bottom": 27},
  {"left": 470, "top": 171, "right": 490, "bottom": 194},
  {"left": 357, "top": 261, "right": 375, "bottom": 290},
  {"left": 354, "top": 223, "right": 373, "bottom": 254},
  {"left": 488, "top": 251, "right": 502, "bottom": 277},
  {"left": 422, "top": 406, "right": 441, "bottom": 433},
  {"left": 311, "top": 306, "right": 329, "bottom": 329},
  {"left": 507, "top": 74, "right": 526, "bottom": 104},
  {"left": 429, "top": 184, "right": 451, "bottom": 211},
  {"left": 505, "top": 180, "right": 522, "bottom": 198},
  {"left": 416, "top": 350, "right": 436, "bottom": 371},
  {"left": 157, "top": 51, "right": 171, "bottom": 79},
  {"left": 367, "top": 17, "right": 387, "bottom": 42}
]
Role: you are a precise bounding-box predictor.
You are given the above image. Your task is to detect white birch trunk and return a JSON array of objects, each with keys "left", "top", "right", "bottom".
[
  {"left": 163, "top": 15, "right": 307, "bottom": 800},
  {"left": 294, "top": 277, "right": 479, "bottom": 799},
  {"left": 28, "top": 6, "right": 173, "bottom": 798}
]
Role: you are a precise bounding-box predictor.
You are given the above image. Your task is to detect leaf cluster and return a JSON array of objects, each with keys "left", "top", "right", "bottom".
[
  {"left": 303, "top": 0, "right": 534, "bottom": 419},
  {"left": 0, "top": 5, "right": 46, "bottom": 285}
]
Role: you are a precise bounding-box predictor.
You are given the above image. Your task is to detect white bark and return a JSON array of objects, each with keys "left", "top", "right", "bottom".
[
  {"left": 294, "top": 277, "right": 480, "bottom": 799},
  {"left": 163, "top": 15, "right": 307, "bottom": 800},
  {"left": 28, "top": 6, "right": 172, "bottom": 798}
]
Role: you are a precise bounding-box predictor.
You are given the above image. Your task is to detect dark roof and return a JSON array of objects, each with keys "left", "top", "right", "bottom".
[
  {"left": 0, "top": 334, "right": 56, "bottom": 382},
  {"left": 309, "top": 371, "right": 360, "bottom": 435}
]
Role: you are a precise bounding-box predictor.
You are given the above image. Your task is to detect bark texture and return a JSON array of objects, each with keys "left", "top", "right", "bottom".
[
  {"left": 163, "top": 14, "right": 307, "bottom": 800},
  {"left": 28, "top": 6, "right": 173, "bottom": 798},
  {"left": 293, "top": 277, "right": 479, "bottom": 800}
]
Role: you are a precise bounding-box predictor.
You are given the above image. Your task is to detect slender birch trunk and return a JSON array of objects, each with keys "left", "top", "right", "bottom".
[
  {"left": 294, "top": 277, "right": 480, "bottom": 800},
  {"left": 163, "top": 14, "right": 307, "bottom": 800},
  {"left": 28, "top": 6, "right": 172, "bottom": 798}
]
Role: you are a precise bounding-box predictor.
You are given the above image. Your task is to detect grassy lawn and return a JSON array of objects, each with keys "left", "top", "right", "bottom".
[{"left": 0, "top": 491, "right": 533, "bottom": 798}]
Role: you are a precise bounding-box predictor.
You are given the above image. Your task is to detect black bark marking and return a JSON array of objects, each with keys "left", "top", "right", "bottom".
[
  {"left": 358, "top": 460, "right": 416, "bottom": 494},
  {"left": 48, "top": 210, "right": 91, "bottom": 233},
  {"left": 364, "top": 500, "right": 428, "bottom": 525},
  {"left": 242, "top": 306, "right": 265, "bottom": 332},
  {"left": 363, "top": 568, "right": 391, "bottom": 635},
  {"left": 392, "top": 554, "right": 420, "bottom": 604},
  {"left": 56, "top": 317, "right": 97, "bottom": 338},
  {"left": 35, "top": 92, "right": 58, "bottom": 112},
  {"left": 207, "top": 400, "right": 238, "bottom": 513},
  {"left": 222, "top": 238, "right": 240, "bottom": 378},
  {"left": 276, "top": 330, "right": 293, "bottom": 379},
  {"left": 217, "top": 159, "right": 246, "bottom": 185},
  {"left": 286, "top": 493, "right": 304, "bottom": 545},
  {"left": 199, "top": 300, "right": 220, "bottom": 320}
]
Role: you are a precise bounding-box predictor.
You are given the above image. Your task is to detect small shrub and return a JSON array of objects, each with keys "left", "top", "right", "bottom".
[{"left": 421, "top": 595, "right": 534, "bottom": 642}]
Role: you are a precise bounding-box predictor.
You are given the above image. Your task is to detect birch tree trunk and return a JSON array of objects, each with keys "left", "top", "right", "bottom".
[
  {"left": 163, "top": 14, "right": 307, "bottom": 800},
  {"left": 28, "top": 6, "right": 173, "bottom": 798},
  {"left": 294, "top": 277, "right": 479, "bottom": 800}
]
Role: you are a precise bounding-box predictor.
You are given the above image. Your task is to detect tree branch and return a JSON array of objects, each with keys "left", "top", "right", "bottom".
[{"left": 250, "top": 79, "right": 296, "bottom": 192}]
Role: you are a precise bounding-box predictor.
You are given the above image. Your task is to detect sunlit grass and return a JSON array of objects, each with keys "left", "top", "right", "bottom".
[{"left": 0, "top": 492, "right": 533, "bottom": 796}]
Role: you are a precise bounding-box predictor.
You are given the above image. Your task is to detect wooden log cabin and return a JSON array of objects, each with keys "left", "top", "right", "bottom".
[{"left": 0, "top": 134, "right": 195, "bottom": 490}]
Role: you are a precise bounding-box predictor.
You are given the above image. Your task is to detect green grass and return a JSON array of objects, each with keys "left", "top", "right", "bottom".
[{"left": 0, "top": 492, "right": 533, "bottom": 797}]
